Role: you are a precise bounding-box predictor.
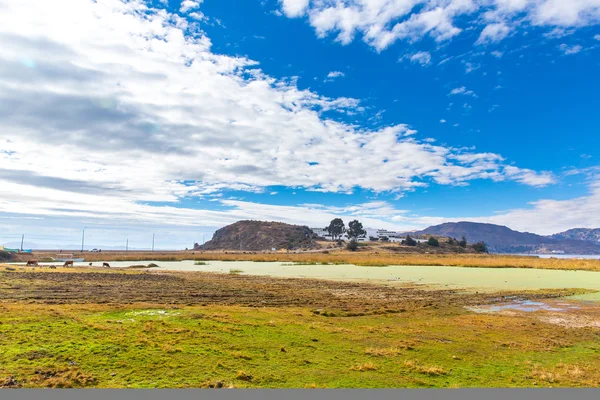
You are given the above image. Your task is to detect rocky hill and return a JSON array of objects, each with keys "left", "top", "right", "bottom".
[
  {"left": 551, "top": 228, "right": 600, "bottom": 244},
  {"left": 412, "top": 222, "right": 600, "bottom": 254},
  {"left": 197, "top": 221, "right": 320, "bottom": 251}
]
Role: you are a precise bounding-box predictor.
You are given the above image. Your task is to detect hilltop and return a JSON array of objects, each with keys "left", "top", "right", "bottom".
[
  {"left": 413, "top": 222, "right": 600, "bottom": 254},
  {"left": 552, "top": 228, "right": 600, "bottom": 244},
  {"left": 196, "top": 221, "right": 320, "bottom": 251}
]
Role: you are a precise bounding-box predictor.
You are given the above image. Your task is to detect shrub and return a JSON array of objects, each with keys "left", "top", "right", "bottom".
[
  {"left": 473, "top": 241, "right": 488, "bottom": 253},
  {"left": 427, "top": 237, "right": 439, "bottom": 247},
  {"left": 346, "top": 240, "right": 359, "bottom": 252}
]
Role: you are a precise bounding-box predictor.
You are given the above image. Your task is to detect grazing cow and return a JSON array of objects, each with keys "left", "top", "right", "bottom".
[
  {"left": 89, "top": 263, "right": 93, "bottom": 266},
  {"left": 103, "top": 262, "right": 111, "bottom": 268},
  {"left": 63, "top": 260, "right": 74, "bottom": 267},
  {"left": 26, "top": 260, "right": 38, "bottom": 266}
]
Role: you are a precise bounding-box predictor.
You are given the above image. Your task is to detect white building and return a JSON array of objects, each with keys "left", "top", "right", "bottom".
[{"left": 311, "top": 227, "right": 415, "bottom": 242}]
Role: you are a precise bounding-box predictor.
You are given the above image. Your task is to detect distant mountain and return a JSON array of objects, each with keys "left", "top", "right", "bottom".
[
  {"left": 551, "top": 228, "right": 600, "bottom": 244},
  {"left": 198, "top": 220, "right": 319, "bottom": 251},
  {"left": 411, "top": 221, "right": 600, "bottom": 254}
]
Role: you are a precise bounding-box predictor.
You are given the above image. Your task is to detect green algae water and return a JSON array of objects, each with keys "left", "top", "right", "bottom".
[{"left": 25, "top": 260, "right": 600, "bottom": 295}]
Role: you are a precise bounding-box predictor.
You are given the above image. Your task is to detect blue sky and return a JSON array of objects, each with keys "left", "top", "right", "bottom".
[{"left": 0, "top": 0, "right": 599, "bottom": 249}]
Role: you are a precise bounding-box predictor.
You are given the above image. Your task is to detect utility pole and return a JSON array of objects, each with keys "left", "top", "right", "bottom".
[
  {"left": 20, "top": 234, "right": 24, "bottom": 252},
  {"left": 81, "top": 227, "right": 87, "bottom": 253},
  {"left": 152, "top": 233, "right": 155, "bottom": 252},
  {"left": 126, "top": 239, "right": 128, "bottom": 252}
]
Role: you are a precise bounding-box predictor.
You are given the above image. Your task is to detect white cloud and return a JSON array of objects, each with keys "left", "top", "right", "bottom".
[
  {"left": 490, "top": 50, "right": 504, "bottom": 58},
  {"left": 0, "top": 0, "right": 559, "bottom": 246},
  {"left": 595, "top": 34, "right": 600, "bottom": 40},
  {"left": 279, "top": 0, "right": 310, "bottom": 18},
  {"left": 558, "top": 43, "right": 583, "bottom": 54},
  {"left": 449, "top": 86, "right": 477, "bottom": 97},
  {"left": 409, "top": 51, "right": 432, "bottom": 66},
  {"left": 440, "top": 119, "right": 447, "bottom": 123},
  {"left": 326, "top": 70, "right": 345, "bottom": 80},
  {"left": 279, "top": 0, "right": 600, "bottom": 51},
  {"left": 180, "top": 0, "right": 202, "bottom": 13},
  {"left": 477, "top": 22, "right": 511, "bottom": 44}
]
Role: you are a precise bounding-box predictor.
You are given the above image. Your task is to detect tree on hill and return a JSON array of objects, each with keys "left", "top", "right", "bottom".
[
  {"left": 473, "top": 241, "right": 488, "bottom": 253},
  {"left": 427, "top": 237, "right": 439, "bottom": 247},
  {"left": 402, "top": 235, "right": 417, "bottom": 246},
  {"left": 347, "top": 220, "right": 366, "bottom": 240},
  {"left": 325, "top": 218, "right": 346, "bottom": 241},
  {"left": 458, "top": 236, "right": 467, "bottom": 248}
]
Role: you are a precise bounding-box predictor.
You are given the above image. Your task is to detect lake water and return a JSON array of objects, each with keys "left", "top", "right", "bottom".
[
  {"left": 18, "top": 259, "right": 600, "bottom": 299},
  {"left": 516, "top": 254, "right": 600, "bottom": 260}
]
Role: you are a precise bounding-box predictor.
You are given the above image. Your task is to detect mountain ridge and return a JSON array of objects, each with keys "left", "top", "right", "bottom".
[
  {"left": 551, "top": 228, "right": 600, "bottom": 244},
  {"left": 410, "top": 221, "right": 600, "bottom": 254}
]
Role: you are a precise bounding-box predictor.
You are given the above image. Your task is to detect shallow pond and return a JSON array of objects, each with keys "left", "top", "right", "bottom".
[{"left": 17, "top": 260, "right": 600, "bottom": 297}]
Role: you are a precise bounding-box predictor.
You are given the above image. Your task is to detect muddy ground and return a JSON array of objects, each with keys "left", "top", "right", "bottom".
[{"left": 0, "top": 268, "right": 583, "bottom": 312}]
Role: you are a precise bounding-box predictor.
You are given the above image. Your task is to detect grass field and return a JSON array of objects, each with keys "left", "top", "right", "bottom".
[{"left": 1, "top": 267, "right": 600, "bottom": 388}]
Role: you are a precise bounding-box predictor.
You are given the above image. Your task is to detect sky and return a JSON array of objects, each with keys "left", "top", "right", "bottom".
[{"left": 0, "top": 0, "right": 599, "bottom": 249}]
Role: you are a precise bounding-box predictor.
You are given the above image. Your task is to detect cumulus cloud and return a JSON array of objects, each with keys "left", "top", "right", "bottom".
[
  {"left": 180, "top": 0, "right": 202, "bottom": 13},
  {"left": 278, "top": 0, "right": 600, "bottom": 51},
  {"left": 279, "top": 0, "right": 310, "bottom": 18},
  {"left": 595, "top": 34, "right": 600, "bottom": 40}
]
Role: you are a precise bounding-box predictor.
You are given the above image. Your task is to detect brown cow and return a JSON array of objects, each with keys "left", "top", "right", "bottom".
[
  {"left": 63, "top": 260, "right": 74, "bottom": 267},
  {"left": 103, "top": 262, "right": 111, "bottom": 268},
  {"left": 26, "top": 260, "right": 38, "bottom": 266}
]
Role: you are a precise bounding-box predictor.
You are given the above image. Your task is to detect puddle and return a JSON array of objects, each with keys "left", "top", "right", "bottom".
[
  {"left": 125, "top": 310, "right": 180, "bottom": 317},
  {"left": 466, "top": 299, "right": 600, "bottom": 329},
  {"left": 466, "top": 300, "right": 580, "bottom": 314}
]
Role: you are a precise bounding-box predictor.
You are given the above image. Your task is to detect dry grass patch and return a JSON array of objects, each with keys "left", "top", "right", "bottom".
[
  {"left": 350, "top": 362, "right": 377, "bottom": 371},
  {"left": 403, "top": 360, "right": 447, "bottom": 376},
  {"left": 365, "top": 347, "right": 405, "bottom": 357}
]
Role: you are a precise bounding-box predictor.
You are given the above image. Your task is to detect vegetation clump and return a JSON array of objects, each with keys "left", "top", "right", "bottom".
[
  {"left": 427, "top": 237, "right": 440, "bottom": 247},
  {"left": 473, "top": 242, "right": 488, "bottom": 253},
  {"left": 402, "top": 235, "right": 417, "bottom": 246},
  {"left": 346, "top": 240, "right": 359, "bottom": 252}
]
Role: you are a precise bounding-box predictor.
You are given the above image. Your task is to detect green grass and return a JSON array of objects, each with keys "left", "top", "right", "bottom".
[
  {"left": 194, "top": 261, "right": 208, "bottom": 266},
  {"left": 1, "top": 303, "right": 600, "bottom": 388}
]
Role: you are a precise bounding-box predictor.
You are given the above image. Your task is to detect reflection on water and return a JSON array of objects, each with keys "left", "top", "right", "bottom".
[{"left": 467, "top": 300, "right": 581, "bottom": 314}]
